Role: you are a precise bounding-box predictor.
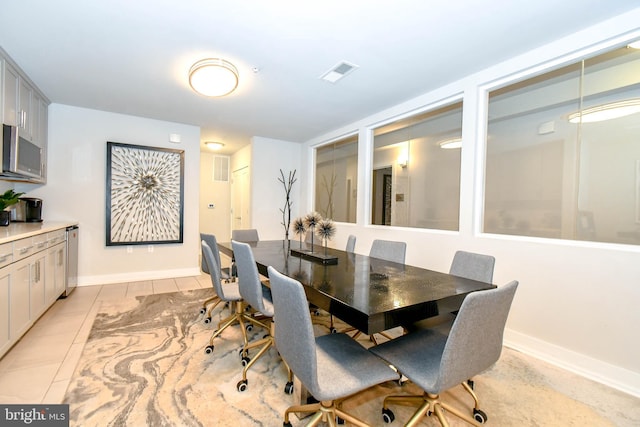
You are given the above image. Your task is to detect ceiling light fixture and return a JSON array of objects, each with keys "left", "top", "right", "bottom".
[
  {"left": 189, "top": 58, "right": 239, "bottom": 97},
  {"left": 205, "top": 141, "right": 225, "bottom": 150},
  {"left": 438, "top": 138, "right": 462, "bottom": 149},
  {"left": 568, "top": 99, "right": 640, "bottom": 123}
]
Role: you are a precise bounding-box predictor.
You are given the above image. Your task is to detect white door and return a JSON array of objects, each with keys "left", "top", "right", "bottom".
[{"left": 231, "top": 167, "right": 250, "bottom": 232}]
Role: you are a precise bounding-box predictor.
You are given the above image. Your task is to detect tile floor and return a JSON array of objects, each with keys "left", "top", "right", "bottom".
[{"left": 0, "top": 275, "right": 210, "bottom": 405}]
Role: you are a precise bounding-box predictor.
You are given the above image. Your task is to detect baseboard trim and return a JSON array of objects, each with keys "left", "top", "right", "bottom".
[
  {"left": 504, "top": 328, "right": 640, "bottom": 398},
  {"left": 78, "top": 267, "right": 202, "bottom": 287}
]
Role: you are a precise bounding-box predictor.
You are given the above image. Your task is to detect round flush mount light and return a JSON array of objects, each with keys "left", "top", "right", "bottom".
[
  {"left": 438, "top": 138, "right": 462, "bottom": 149},
  {"left": 568, "top": 99, "right": 640, "bottom": 123},
  {"left": 189, "top": 58, "right": 239, "bottom": 97},
  {"left": 205, "top": 141, "right": 225, "bottom": 150}
]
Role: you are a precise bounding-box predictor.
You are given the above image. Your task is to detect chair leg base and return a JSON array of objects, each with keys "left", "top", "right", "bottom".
[
  {"left": 284, "top": 400, "right": 371, "bottom": 427},
  {"left": 383, "top": 392, "right": 483, "bottom": 427}
]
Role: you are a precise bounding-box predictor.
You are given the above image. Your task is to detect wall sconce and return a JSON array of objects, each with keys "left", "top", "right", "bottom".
[
  {"left": 397, "top": 148, "right": 409, "bottom": 168},
  {"left": 189, "top": 58, "right": 239, "bottom": 97},
  {"left": 438, "top": 138, "right": 462, "bottom": 149},
  {"left": 568, "top": 99, "right": 640, "bottom": 123},
  {"left": 205, "top": 141, "right": 225, "bottom": 150}
]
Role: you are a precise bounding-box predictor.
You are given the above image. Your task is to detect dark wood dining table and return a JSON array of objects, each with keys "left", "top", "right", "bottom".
[{"left": 218, "top": 240, "right": 495, "bottom": 335}]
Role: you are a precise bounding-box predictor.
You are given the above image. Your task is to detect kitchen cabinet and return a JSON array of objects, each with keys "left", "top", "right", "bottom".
[
  {"left": 0, "top": 224, "right": 73, "bottom": 359},
  {"left": 0, "top": 47, "right": 49, "bottom": 183},
  {"left": 0, "top": 270, "right": 9, "bottom": 356},
  {"left": 46, "top": 231, "right": 66, "bottom": 306},
  {"left": 2, "top": 59, "right": 19, "bottom": 127}
]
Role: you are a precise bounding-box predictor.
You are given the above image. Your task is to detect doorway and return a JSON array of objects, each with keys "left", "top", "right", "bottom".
[
  {"left": 372, "top": 167, "right": 392, "bottom": 225},
  {"left": 231, "top": 166, "right": 251, "bottom": 231}
]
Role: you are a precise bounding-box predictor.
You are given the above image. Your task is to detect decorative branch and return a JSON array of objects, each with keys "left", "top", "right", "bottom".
[{"left": 278, "top": 169, "right": 297, "bottom": 240}]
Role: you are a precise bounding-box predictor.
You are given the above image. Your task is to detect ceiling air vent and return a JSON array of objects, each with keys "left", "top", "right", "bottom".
[{"left": 320, "top": 61, "right": 359, "bottom": 83}]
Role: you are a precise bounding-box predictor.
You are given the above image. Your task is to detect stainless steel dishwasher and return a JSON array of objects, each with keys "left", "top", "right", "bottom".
[{"left": 64, "top": 225, "right": 79, "bottom": 296}]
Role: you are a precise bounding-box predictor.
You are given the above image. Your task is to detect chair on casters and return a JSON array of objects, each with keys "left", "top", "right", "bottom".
[
  {"left": 369, "top": 239, "right": 406, "bottom": 264},
  {"left": 231, "top": 229, "right": 259, "bottom": 242},
  {"left": 345, "top": 234, "right": 356, "bottom": 253},
  {"left": 199, "top": 233, "right": 232, "bottom": 323},
  {"left": 370, "top": 280, "right": 519, "bottom": 427},
  {"left": 201, "top": 241, "right": 252, "bottom": 356},
  {"left": 267, "top": 266, "right": 399, "bottom": 427},
  {"left": 232, "top": 240, "right": 275, "bottom": 392}
]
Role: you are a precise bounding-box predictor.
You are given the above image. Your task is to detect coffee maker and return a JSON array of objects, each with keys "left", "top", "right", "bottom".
[{"left": 11, "top": 197, "right": 43, "bottom": 222}]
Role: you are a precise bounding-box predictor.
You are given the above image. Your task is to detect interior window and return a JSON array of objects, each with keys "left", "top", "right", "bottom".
[
  {"left": 484, "top": 43, "right": 640, "bottom": 245},
  {"left": 314, "top": 135, "right": 358, "bottom": 223},
  {"left": 371, "top": 101, "right": 463, "bottom": 230}
]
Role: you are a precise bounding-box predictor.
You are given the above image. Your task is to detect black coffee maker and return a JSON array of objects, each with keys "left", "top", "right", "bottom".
[{"left": 12, "top": 197, "right": 43, "bottom": 222}]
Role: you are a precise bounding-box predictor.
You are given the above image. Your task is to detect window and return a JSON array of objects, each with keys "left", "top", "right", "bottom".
[
  {"left": 314, "top": 135, "right": 358, "bottom": 223},
  {"left": 371, "top": 101, "right": 463, "bottom": 230},
  {"left": 484, "top": 43, "right": 640, "bottom": 245}
]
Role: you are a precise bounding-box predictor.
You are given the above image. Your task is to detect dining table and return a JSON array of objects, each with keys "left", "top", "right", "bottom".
[{"left": 218, "top": 239, "right": 495, "bottom": 334}]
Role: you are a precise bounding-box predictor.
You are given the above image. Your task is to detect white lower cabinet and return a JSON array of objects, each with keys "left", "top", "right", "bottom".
[
  {"left": 46, "top": 242, "right": 66, "bottom": 305},
  {"left": 10, "top": 257, "right": 33, "bottom": 340},
  {"left": 0, "top": 271, "right": 9, "bottom": 356},
  {"left": 0, "top": 228, "right": 68, "bottom": 359}
]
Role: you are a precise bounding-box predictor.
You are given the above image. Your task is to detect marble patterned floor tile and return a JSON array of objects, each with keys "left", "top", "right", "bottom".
[
  {"left": 0, "top": 363, "right": 60, "bottom": 404},
  {"left": 152, "top": 278, "right": 180, "bottom": 294},
  {"left": 125, "top": 280, "right": 153, "bottom": 297},
  {"left": 96, "top": 283, "right": 128, "bottom": 301}
]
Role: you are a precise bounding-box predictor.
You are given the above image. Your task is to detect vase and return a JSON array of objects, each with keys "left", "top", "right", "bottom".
[{"left": 0, "top": 210, "right": 10, "bottom": 226}]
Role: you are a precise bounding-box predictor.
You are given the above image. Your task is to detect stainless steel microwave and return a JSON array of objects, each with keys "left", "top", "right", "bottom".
[{"left": 2, "top": 124, "right": 43, "bottom": 180}]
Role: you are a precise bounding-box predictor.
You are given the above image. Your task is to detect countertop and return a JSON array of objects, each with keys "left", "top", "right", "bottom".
[{"left": 0, "top": 221, "right": 79, "bottom": 244}]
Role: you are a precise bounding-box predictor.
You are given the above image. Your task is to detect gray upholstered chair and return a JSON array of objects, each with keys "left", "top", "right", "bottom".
[
  {"left": 199, "top": 233, "right": 232, "bottom": 323},
  {"left": 231, "top": 228, "right": 260, "bottom": 242},
  {"left": 345, "top": 234, "right": 356, "bottom": 253},
  {"left": 450, "top": 250, "right": 495, "bottom": 283},
  {"left": 370, "top": 280, "right": 519, "bottom": 426},
  {"left": 232, "top": 240, "right": 275, "bottom": 392},
  {"left": 267, "top": 266, "right": 399, "bottom": 427},
  {"left": 201, "top": 241, "right": 251, "bottom": 356},
  {"left": 369, "top": 239, "right": 406, "bottom": 264}
]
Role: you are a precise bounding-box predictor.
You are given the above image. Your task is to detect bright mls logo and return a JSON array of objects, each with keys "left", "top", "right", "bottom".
[{"left": 1, "top": 405, "right": 69, "bottom": 426}]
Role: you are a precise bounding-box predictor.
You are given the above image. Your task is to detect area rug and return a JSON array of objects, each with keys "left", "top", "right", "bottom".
[{"left": 64, "top": 289, "right": 636, "bottom": 426}]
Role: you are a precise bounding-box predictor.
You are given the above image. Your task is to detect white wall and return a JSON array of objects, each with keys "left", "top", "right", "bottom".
[
  {"left": 249, "top": 136, "right": 302, "bottom": 240},
  {"left": 18, "top": 104, "right": 201, "bottom": 285},
  {"left": 299, "top": 9, "right": 640, "bottom": 396}
]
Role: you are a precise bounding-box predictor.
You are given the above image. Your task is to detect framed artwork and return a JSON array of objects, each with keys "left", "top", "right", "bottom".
[{"left": 106, "top": 142, "right": 185, "bottom": 245}]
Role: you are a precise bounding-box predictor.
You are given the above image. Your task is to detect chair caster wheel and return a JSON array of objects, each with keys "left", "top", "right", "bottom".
[
  {"left": 336, "top": 416, "right": 345, "bottom": 424},
  {"left": 467, "top": 379, "right": 475, "bottom": 390},
  {"left": 204, "top": 317, "right": 211, "bottom": 324},
  {"left": 239, "top": 348, "right": 248, "bottom": 358},
  {"left": 329, "top": 327, "right": 337, "bottom": 334},
  {"left": 473, "top": 408, "right": 487, "bottom": 424},
  {"left": 204, "top": 345, "right": 214, "bottom": 354},
  {"left": 284, "top": 381, "right": 294, "bottom": 395},
  {"left": 283, "top": 422, "right": 292, "bottom": 427},
  {"left": 199, "top": 308, "right": 206, "bottom": 315},
  {"left": 246, "top": 324, "right": 253, "bottom": 332},
  {"left": 237, "top": 379, "right": 248, "bottom": 392},
  {"left": 382, "top": 408, "right": 395, "bottom": 423},
  {"left": 241, "top": 356, "right": 250, "bottom": 367}
]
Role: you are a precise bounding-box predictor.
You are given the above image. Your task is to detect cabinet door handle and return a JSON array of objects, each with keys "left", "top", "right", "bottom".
[{"left": 19, "top": 246, "right": 33, "bottom": 255}]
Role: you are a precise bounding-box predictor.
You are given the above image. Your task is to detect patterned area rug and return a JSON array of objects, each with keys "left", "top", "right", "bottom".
[{"left": 64, "top": 288, "right": 637, "bottom": 426}]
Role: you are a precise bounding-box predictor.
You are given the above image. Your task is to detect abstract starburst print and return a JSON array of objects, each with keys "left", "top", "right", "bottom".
[{"left": 107, "top": 142, "right": 184, "bottom": 244}]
